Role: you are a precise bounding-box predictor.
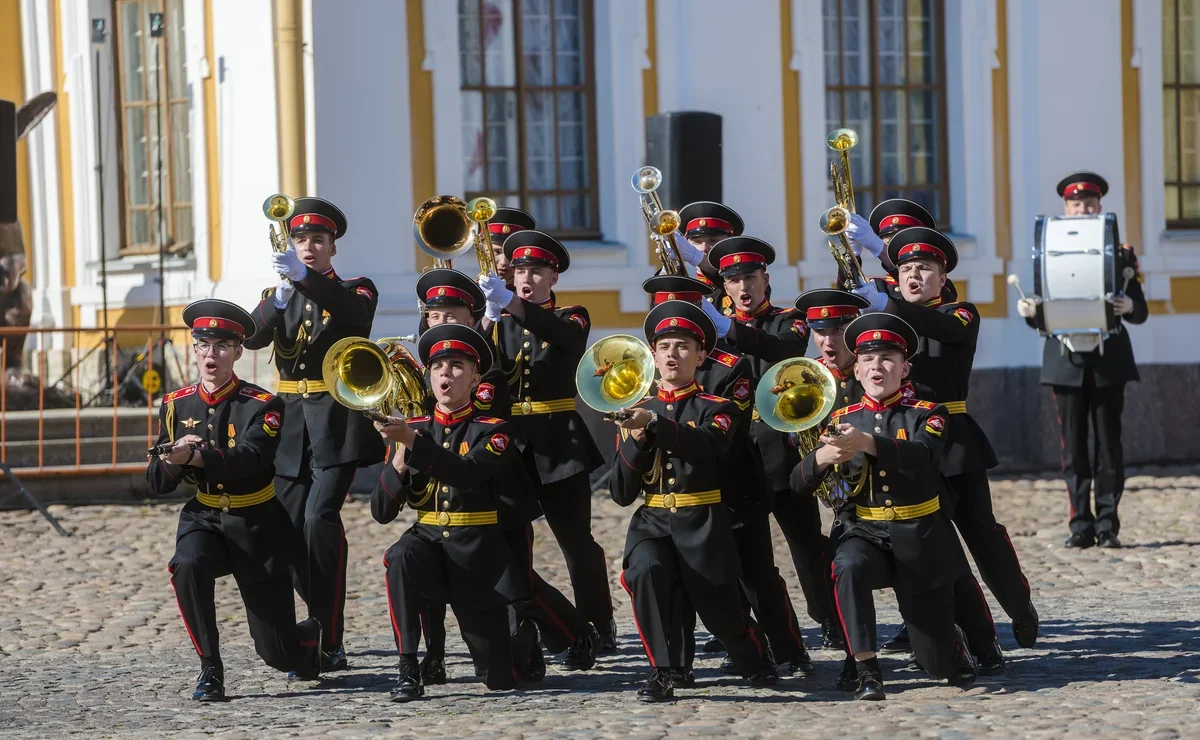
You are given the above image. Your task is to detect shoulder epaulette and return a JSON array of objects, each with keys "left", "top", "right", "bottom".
[
  {"left": 407, "top": 415, "right": 430, "bottom": 424},
  {"left": 260, "top": 286, "right": 275, "bottom": 300},
  {"left": 556, "top": 304, "right": 581, "bottom": 311},
  {"left": 698, "top": 392, "right": 729, "bottom": 403},
  {"left": 901, "top": 398, "right": 936, "bottom": 409},
  {"left": 710, "top": 349, "right": 740, "bottom": 367},
  {"left": 239, "top": 386, "right": 274, "bottom": 402},
  {"left": 831, "top": 402, "right": 863, "bottom": 418},
  {"left": 471, "top": 416, "right": 504, "bottom": 425},
  {"left": 163, "top": 386, "right": 197, "bottom": 404}
]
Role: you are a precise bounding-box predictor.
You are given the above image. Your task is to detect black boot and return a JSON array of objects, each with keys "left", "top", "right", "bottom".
[
  {"left": 950, "top": 626, "right": 979, "bottom": 687},
  {"left": 667, "top": 667, "right": 695, "bottom": 689},
  {"left": 1064, "top": 532, "right": 1094, "bottom": 549},
  {"left": 321, "top": 645, "right": 348, "bottom": 672},
  {"left": 637, "top": 668, "right": 675, "bottom": 702},
  {"left": 390, "top": 655, "right": 424, "bottom": 702},
  {"left": 192, "top": 664, "right": 225, "bottom": 702},
  {"left": 976, "top": 638, "right": 1007, "bottom": 677},
  {"left": 562, "top": 624, "right": 599, "bottom": 671},
  {"left": 821, "top": 617, "right": 846, "bottom": 650},
  {"left": 420, "top": 654, "right": 448, "bottom": 685},
  {"left": 719, "top": 654, "right": 739, "bottom": 675},
  {"left": 288, "top": 617, "right": 323, "bottom": 681},
  {"left": 835, "top": 654, "right": 858, "bottom": 691},
  {"left": 778, "top": 643, "right": 815, "bottom": 679},
  {"left": 1012, "top": 601, "right": 1040, "bottom": 649},
  {"left": 523, "top": 621, "right": 546, "bottom": 683},
  {"left": 879, "top": 623, "right": 910, "bottom": 653},
  {"left": 747, "top": 650, "right": 780, "bottom": 687},
  {"left": 853, "top": 659, "right": 885, "bottom": 701},
  {"left": 599, "top": 618, "right": 618, "bottom": 653},
  {"left": 701, "top": 636, "right": 725, "bottom": 653}
]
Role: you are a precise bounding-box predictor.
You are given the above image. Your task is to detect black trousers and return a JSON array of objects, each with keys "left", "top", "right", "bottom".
[
  {"left": 534, "top": 470, "right": 614, "bottom": 632},
  {"left": 831, "top": 537, "right": 961, "bottom": 680},
  {"left": 947, "top": 470, "right": 1031, "bottom": 620},
  {"left": 1054, "top": 381, "right": 1126, "bottom": 537},
  {"left": 170, "top": 529, "right": 311, "bottom": 673},
  {"left": 383, "top": 531, "right": 530, "bottom": 690},
  {"left": 622, "top": 538, "right": 765, "bottom": 675},
  {"left": 772, "top": 490, "right": 832, "bottom": 624},
  {"left": 277, "top": 461, "right": 357, "bottom": 649},
  {"left": 733, "top": 512, "right": 805, "bottom": 662}
]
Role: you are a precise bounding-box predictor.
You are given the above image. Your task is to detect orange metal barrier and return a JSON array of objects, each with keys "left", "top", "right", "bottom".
[{"left": 0, "top": 325, "right": 268, "bottom": 479}]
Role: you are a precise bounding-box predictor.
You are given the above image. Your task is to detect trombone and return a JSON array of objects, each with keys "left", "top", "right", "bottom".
[
  {"left": 823, "top": 128, "right": 867, "bottom": 290},
  {"left": 575, "top": 334, "right": 655, "bottom": 420},
  {"left": 632, "top": 167, "right": 685, "bottom": 275},
  {"left": 263, "top": 192, "right": 295, "bottom": 281}
]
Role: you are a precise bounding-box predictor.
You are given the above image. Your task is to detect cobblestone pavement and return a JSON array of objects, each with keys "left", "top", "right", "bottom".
[{"left": 1, "top": 470, "right": 1199, "bottom": 739}]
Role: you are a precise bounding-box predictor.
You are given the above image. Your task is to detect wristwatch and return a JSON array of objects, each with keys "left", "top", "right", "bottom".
[{"left": 646, "top": 411, "right": 658, "bottom": 432}]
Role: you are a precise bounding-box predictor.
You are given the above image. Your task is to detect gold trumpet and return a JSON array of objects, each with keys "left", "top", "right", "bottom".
[
  {"left": 263, "top": 192, "right": 295, "bottom": 280},
  {"left": 322, "top": 336, "right": 427, "bottom": 420},
  {"left": 575, "top": 334, "right": 656, "bottom": 420},
  {"left": 632, "top": 166, "right": 685, "bottom": 275},
  {"left": 828, "top": 128, "right": 858, "bottom": 213},
  {"left": 465, "top": 196, "right": 501, "bottom": 279},
  {"left": 824, "top": 128, "right": 865, "bottom": 289}
]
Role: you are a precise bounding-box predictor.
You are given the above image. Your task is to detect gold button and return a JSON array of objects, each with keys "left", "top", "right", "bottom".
[
  {"left": 208, "top": 408, "right": 215, "bottom": 415},
  {"left": 304, "top": 319, "right": 312, "bottom": 327},
  {"left": 840, "top": 382, "right": 847, "bottom": 388},
  {"left": 874, "top": 427, "right": 882, "bottom": 433},
  {"left": 665, "top": 463, "right": 673, "bottom": 470},
  {"left": 663, "top": 494, "right": 676, "bottom": 509},
  {"left": 209, "top": 439, "right": 216, "bottom": 446},
  {"left": 670, "top": 507, "right": 678, "bottom": 513},
  {"left": 875, "top": 413, "right": 883, "bottom": 420},
  {"left": 843, "top": 396, "right": 850, "bottom": 403},
  {"left": 524, "top": 369, "right": 530, "bottom": 375},
  {"left": 442, "top": 531, "right": 450, "bottom": 538},
  {"left": 442, "top": 500, "right": 450, "bottom": 508},
  {"left": 441, "top": 486, "right": 449, "bottom": 493},
  {"left": 524, "top": 396, "right": 532, "bottom": 401},
  {"left": 523, "top": 382, "right": 530, "bottom": 388},
  {"left": 668, "top": 478, "right": 676, "bottom": 485},
  {"left": 437, "top": 511, "right": 451, "bottom": 526},
  {"left": 305, "top": 304, "right": 312, "bottom": 311},
  {"left": 299, "top": 363, "right": 306, "bottom": 370},
  {"left": 302, "top": 393, "right": 310, "bottom": 399},
  {"left": 218, "top": 494, "right": 231, "bottom": 513},
  {"left": 523, "top": 329, "right": 530, "bottom": 335},
  {"left": 885, "top": 499, "right": 893, "bottom": 506},
  {"left": 883, "top": 507, "right": 897, "bottom": 521},
  {"left": 882, "top": 485, "right": 890, "bottom": 492},
  {"left": 217, "top": 484, "right": 224, "bottom": 490},
  {"left": 207, "top": 424, "right": 214, "bottom": 430},
  {"left": 542, "top": 342, "right": 549, "bottom": 348},
  {"left": 879, "top": 470, "right": 887, "bottom": 477},
  {"left": 443, "top": 427, "right": 451, "bottom": 434},
  {"left": 442, "top": 441, "right": 450, "bottom": 448},
  {"left": 524, "top": 342, "right": 531, "bottom": 348},
  {"left": 666, "top": 404, "right": 673, "bottom": 411}
]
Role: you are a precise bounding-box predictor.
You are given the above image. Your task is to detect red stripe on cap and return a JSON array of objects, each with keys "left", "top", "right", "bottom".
[
  {"left": 289, "top": 213, "right": 336, "bottom": 232},
  {"left": 806, "top": 304, "right": 859, "bottom": 320},
  {"left": 654, "top": 316, "right": 705, "bottom": 339},
  {"left": 1064, "top": 181, "right": 1102, "bottom": 198},
  {"left": 654, "top": 291, "right": 703, "bottom": 305},
  {"left": 856, "top": 329, "right": 907, "bottom": 351},
  {"left": 685, "top": 217, "right": 733, "bottom": 233},
  {"left": 881, "top": 214, "right": 922, "bottom": 230},
  {"left": 511, "top": 246, "right": 559, "bottom": 268},
  {"left": 424, "top": 285, "right": 476, "bottom": 308},
  {"left": 192, "top": 317, "right": 245, "bottom": 336},
  {"left": 718, "top": 251, "right": 766, "bottom": 270},
  {"left": 429, "top": 339, "right": 480, "bottom": 362},
  {"left": 896, "top": 242, "right": 947, "bottom": 265},
  {"left": 488, "top": 223, "right": 526, "bottom": 236}
]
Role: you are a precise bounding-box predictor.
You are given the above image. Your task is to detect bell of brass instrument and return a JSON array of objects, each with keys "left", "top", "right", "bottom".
[
  {"left": 414, "top": 196, "right": 476, "bottom": 268},
  {"left": 576, "top": 334, "right": 656, "bottom": 419},
  {"left": 632, "top": 166, "right": 684, "bottom": 276},
  {"left": 323, "top": 336, "right": 427, "bottom": 419},
  {"left": 821, "top": 205, "right": 867, "bottom": 290},
  {"left": 827, "top": 128, "right": 858, "bottom": 213},
  {"left": 466, "top": 196, "right": 501, "bottom": 279},
  {"left": 263, "top": 192, "right": 295, "bottom": 280}
]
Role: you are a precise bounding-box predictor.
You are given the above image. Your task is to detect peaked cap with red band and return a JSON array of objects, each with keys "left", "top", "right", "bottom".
[
  {"left": 417, "top": 323, "right": 494, "bottom": 375},
  {"left": 642, "top": 275, "right": 715, "bottom": 306},
  {"left": 706, "top": 236, "right": 777, "bottom": 277},
  {"left": 288, "top": 196, "right": 348, "bottom": 239},
  {"left": 488, "top": 207, "right": 536, "bottom": 242},
  {"left": 644, "top": 300, "right": 717, "bottom": 353},
  {"left": 844, "top": 313, "right": 919, "bottom": 359},
  {"left": 868, "top": 198, "right": 936, "bottom": 237},
  {"left": 415, "top": 268, "right": 485, "bottom": 313},
  {"left": 886, "top": 226, "right": 959, "bottom": 274},
  {"left": 183, "top": 299, "right": 255, "bottom": 342},
  {"left": 1056, "top": 170, "right": 1109, "bottom": 201},
  {"left": 793, "top": 288, "right": 870, "bottom": 329},
  {"left": 678, "top": 201, "right": 745, "bottom": 239},
  {"left": 505, "top": 230, "right": 572, "bottom": 273}
]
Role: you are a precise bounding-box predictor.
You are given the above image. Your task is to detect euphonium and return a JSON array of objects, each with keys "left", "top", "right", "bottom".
[
  {"left": 413, "top": 196, "right": 475, "bottom": 269},
  {"left": 632, "top": 166, "right": 684, "bottom": 275},
  {"left": 322, "top": 336, "right": 427, "bottom": 420},
  {"left": 262, "top": 192, "right": 295, "bottom": 280},
  {"left": 576, "top": 334, "right": 656, "bottom": 420}
]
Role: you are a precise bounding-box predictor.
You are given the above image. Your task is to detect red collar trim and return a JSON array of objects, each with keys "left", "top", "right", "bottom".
[
  {"left": 322, "top": 266, "right": 339, "bottom": 281},
  {"left": 735, "top": 300, "right": 772, "bottom": 322},
  {"left": 862, "top": 389, "right": 904, "bottom": 411},
  {"left": 199, "top": 375, "right": 239, "bottom": 406},
  {"left": 534, "top": 296, "right": 555, "bottom": 309},
  {"left": 433, "top": 401, "right": 474, "bottom": 426},
  {"left": 657, "top": 380, "right": 700, "bottom": 402},
  {"left": 923, "top": 296, "right": 945, "bottom": 308},
  {"left": 819, "top": 357, "right": 853, "bottom": 380}
]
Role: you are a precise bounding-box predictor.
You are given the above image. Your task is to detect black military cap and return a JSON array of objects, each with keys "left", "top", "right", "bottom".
[
  {"left": 1056, "top": 171, "right": 1109, "bottom": 200},
  {"left": 289, "top": 197, "right": 348, "bottom": 239},
  {"left": 887, "top": 226, "right": 959, "bottom": 274},
  {"left": 794, "top": 288, "right": 870, "bottom": 330},
  {"left": 644, "top": 299, "right": 717, "bottom": 353},
  {"left": 844, "top": 313, "right": 919, "bottom": 359},
  {"left": 415, "top": 268, "right": 485, "bottom": 313},
  {"left": 679, "top": 201, "right": 745, "bottom": 239},
  {"left": 418, "top": 323, "right": 493, "bottom": 375},
  {"left": 505, "top": 230, "right": 571, "bottom": 273},
  {"left": 183, "top": 299, "right": 255, "bottom": 342},
  {"left": 642, "top": 275, "right": 714, "bottom": 306},
  {"left": 869, "top": 198, "right": 936, "bottom": 237},
  {"left": 488, "top": 207, "right": 536, "bottom": 244},
  {"left": 706, "top": 236, "right": 776, "bottom": 277}
]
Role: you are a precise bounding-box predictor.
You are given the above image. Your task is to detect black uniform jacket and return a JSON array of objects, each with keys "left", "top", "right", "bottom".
[
  {"left": 245, "top": 267, "right": 385, "bottom": 476},
  {"left": 791, "top": 393, "right": 968, "bottom": 593},
  {"left": 885, "top": 295, "right": 997, "bottom": 476},
  {"left": 611, "top": 383, "right": 742, "bottom": 592},
  {"left": 1028, "top": 245, "right": 1148, "bottom": 388},
  {"left": 493, "top": 297, "right": 604, "bottom": 484},
  {"left": 369, "top": 407, "right": 529, "bottom": 611},
  {"left": 148, "top": 378, "right": 292, "bottom": 580},
  {"left": 723, "top": 301, "right": 811, "bottom": 493},
  {"left": 420, "top": 325, "right": 512, "bottom": 420},
  {"left": 699, "top": 345, "right": 769, "bottom": 517}
]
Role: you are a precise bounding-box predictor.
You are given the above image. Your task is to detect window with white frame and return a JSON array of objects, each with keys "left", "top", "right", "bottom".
[{"left": 1162, "top": 0, "right": 1200, "bottom": 228}]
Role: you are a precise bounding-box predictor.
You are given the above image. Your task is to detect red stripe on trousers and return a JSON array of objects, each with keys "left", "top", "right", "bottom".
[
  {"left": 384, "top": 557, "right": 404, "bottom": 653},
  {"left": 526, "top": 526, "right": 575, "bottom": 642},
  {"left": 829, "top": 561, "right": 855, "bottom": 656},
  {"left": 619, "top": 570, "right": 655, "bottom": 667},
  {"left": 969, "top": 575, "right": 995, "bottom": 630},
  {"left": 169, "top": 573, "right": 203, "bottom": 658},
  {"left": 778, "top": 575, "right": 804, "bottom": 649},
  {"left": 331, "top": 519, "right": 347, "bottom": 644}
]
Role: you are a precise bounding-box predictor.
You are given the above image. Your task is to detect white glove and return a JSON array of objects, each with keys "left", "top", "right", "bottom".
[
  {"left": 846, "top": 212, "right": 885, "bottom": 259},
  {"left": 852, "top": 281, "right": 889, "bottom": 313},
  {"left": 271, "top": 248, "right": 309, "bottom": 281},
  {"left": 1017, "top": 298, "right": 1037, "bottom": 319},
  {"left": 671, "top": 232, "right": 704, "bottom": 267},
  {"left": 477, "top": 273, "right": 514, "bottom": 307},
  {"left": 272, "top": 277, "right": 295, "bottom": 310},
  {"left": 484, "top": 300, "right": 504, "bottom": 322},
  {"left": 700, "top": 297, "right": 732, "bottom": 339}
]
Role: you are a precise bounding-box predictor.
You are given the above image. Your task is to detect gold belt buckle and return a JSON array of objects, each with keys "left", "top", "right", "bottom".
[
  {"left": 217, "top": 494, "right": 231, "bottom": 513},
  {"left": 520, "top": 401, "right": 533, "bottom": 416},
  {"left": 296, "top": 379, "right": 308, "bottom": 395},
  {"left": 663, "top": 494, "right": 677, "bottom": 511},
  {"left": 437, "top": 511, "right": 451, "bottom": 526},
  {"left": 882, "top": 506, "right": 896, "bottom": 521}
]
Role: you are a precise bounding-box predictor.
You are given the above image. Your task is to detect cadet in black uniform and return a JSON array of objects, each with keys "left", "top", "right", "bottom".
[
  {"left": 673, "top": 201, "right": 745, "bottom": 295},
  {"left": 149, "top": 300, "right": 322, "bottom": 701},
  {"left": 791, "top": 313, "right": 977, "bottom": 700},
  {"left": 484, "top": 207, "right": 536, "bottom": 287},
  {"left": 612, "top": 300, "right": 778, "bottom": 702},
  {"left": 845, "top": 198, "right": 960, "bottom": 303},
  {"left": 854, "top": 227, "right": 1035, "bottom": 658},
  {"left": 1017, "top": 172, "right": 1148, "bottom": 549},
  {"left": 244, "top": 198, "right": 384, "bottom": 669},
  {"left": 369, "top": 324, "right": 539, "bottom": 700},
  {"left": 476, "top": 231, "right": 615, "bottom": 646}
]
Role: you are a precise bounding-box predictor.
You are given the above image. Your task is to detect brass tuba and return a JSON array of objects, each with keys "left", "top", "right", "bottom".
[
  {"left": 824, "top": 128, "right": 866, "bottom": 290},
  {"left": 632, "top": 167, "right": 685, "bottom": 275},
  {"left": 263, "top": 192, "right": 295, "bottom": 280},
  {"left": 576, "top": 334, "right": 656, "bottom": 419},
  {"left": 413, "top": 195, "right": 475, "bottom": 269},
  {"left": 322, "top": 336, "right": 427, "bottom": 419}
]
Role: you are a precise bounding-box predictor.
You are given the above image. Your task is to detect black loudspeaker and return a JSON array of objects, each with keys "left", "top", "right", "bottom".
[
  {"left": 1, "top": 100, "right": 16, "bottom": 223},
  {"left": 644, "top": 111, "right": 722, "bottom": 209}
]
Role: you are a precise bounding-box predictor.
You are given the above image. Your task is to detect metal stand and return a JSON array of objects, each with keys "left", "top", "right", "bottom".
[
  {"left": 0, "top": 462, "right": 70, "bottom": 536},
  {"left": 94, "top": 42, "right": 112, "bottom": 384},
  {"left": 153, "top": 35, "right": 167, "bottom": 341}
]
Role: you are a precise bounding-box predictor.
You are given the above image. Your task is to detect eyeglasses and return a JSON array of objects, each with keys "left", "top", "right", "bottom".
[{"left": 193, "top": 342, "right": 236, "bottom": 356}]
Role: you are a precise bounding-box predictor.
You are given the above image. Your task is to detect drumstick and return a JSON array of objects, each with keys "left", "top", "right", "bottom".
[
  {"left": 1006, "top": 274, "right": 1029, "bottom": 302},
  {"left": 1119, "top": 266, "right": 1135, "bottom": 295}
]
